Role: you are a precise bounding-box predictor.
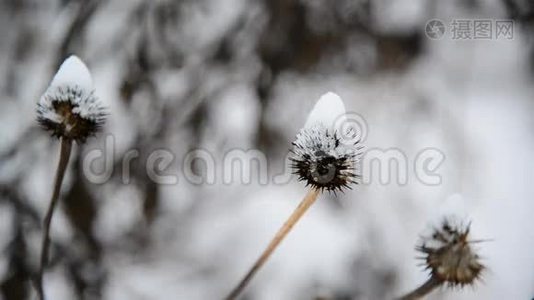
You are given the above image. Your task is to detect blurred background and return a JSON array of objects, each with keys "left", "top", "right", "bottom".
[{"left": 1, "top": 0, "right": 534, "bottom": 299}]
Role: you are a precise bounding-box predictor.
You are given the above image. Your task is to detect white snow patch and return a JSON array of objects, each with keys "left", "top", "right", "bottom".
[
  {"left": 304, "top": 92, "right": 347, "bottom": 132},
  {"left": 37, "top": 55, "right": 105, "bottom": 127},
  {"left": 49, "top": 55, "right": 94, "bottom": 93}
]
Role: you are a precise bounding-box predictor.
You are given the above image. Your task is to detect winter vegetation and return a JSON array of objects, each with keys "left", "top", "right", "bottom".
[{"left": 1, "top": 0, "right": 534, "bottom": 299}]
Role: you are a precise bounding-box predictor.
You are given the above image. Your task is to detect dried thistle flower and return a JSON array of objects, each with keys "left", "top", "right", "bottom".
[
  {"left": 418, "top": 219, "right": 484, "bottom": 287},
  {"left": 291, "top": 92, "right": 360, "bottom": 193},
  {"left": 291, "top": 124, "right": 357, "bottom": 192},
  {"left": 226, "top": 92, "right": 362, "bottom": 300},
  {"left": 37, "top": 55, "right": 106, "bottom": 143},
  {"left": 35, "top": 55, "right": 105, "bottom": 300},
  {"left": 399, "top": 217, "right": 485, "bottom": 300}
]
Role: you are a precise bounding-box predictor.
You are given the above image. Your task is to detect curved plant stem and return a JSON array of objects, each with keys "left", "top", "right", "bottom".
[
  {"left": 225, "top": 188, "right": 320, "bottom": 300},
  {"left": 36, "top": 138, "right": 72, "bottom": 300},
  {"left": 398, "top": 276, "right": 442, "bottom": 300}
]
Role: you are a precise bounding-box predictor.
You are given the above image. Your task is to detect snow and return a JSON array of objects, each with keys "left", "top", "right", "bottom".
[
  {"left": 40, "top": 109, "right": 62, "bottom": 123},
  {"left": 3, "top": 1, "right": 534, "bottom": 299},
  {"left": 49, "top": 55, "right": 94, "bottom": 94},
  {"left": 304, "top": 92, "right": 347, "bottom": 132},
  {"left": 71, "top": 93, "right": 105, "bottom": 121},
  {"left": 37, "top": 55, "right": 105, "bottom": 126}
]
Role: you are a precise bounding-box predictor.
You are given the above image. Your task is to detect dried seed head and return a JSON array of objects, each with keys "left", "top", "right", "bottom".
[
  {"left": 290, "top": 92, "right": 361, "bottom": 193},
  {"left": 291, "top": 124, "right": 358, "bottom": 192},
  {"left": 417, "top": 219, "right": 484, "bottom": 287},
  {"left": 36, "top": 56, "right": 106, "bottom": 143}
]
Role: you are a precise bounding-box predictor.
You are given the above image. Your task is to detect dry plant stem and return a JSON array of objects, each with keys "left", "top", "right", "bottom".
[
  {"left": 398, "top": 276, "right": 442, "bottom": 300},
  {"left": 36, "top": 138, "right": 72, "bottom": 300},
  {"left": 225, "top": 188, "right": 320, "bottom": 300}
]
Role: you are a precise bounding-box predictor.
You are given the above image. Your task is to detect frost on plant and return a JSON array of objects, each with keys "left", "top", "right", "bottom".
[
  {"left": 291, "top": 124, "right": 357, "bottom": 192},
  {"left": 36, "top": 55, "right": 106, "bottom": 143},
  {"left": 417, "top": 218, "right": 484, "bottom": 287},
  {"left": 290, "top": 92, "right": 360, "bottom": 192}
]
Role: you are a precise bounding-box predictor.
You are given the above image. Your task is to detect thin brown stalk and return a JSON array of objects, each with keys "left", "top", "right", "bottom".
[
  {"left": 398, "top": 276, "right": 442, "bottom": 300},
  {"left": 35, "top": 138, "right": 72, "bottom": 300},
  {"left": 225, "top": 188, "right": 320, "bottom": 300}
]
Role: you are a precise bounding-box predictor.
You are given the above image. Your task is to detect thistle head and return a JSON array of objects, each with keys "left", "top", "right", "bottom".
[
  {"left": 290, "top": 92, "right": 361, "bottom": 193},
  {"left": 417, "top": 218, "right": 484, "bottom": 287},
  {"left": 37, "top": 55, "right": 106, "bottom": 143}
]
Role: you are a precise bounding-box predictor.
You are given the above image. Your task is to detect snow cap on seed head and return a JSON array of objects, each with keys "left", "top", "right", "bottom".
[
  {"left": 291, "top": 92, "right": 360, "bottom": 193},
  {"left": 304, "top": 92, "right": 347, "bottom": 132},
  {"left": 50, "top": 55, "right": 94, "bottom": 93},
  {"left": 37, "top": 55, "right": 106, "bottom": 143}
]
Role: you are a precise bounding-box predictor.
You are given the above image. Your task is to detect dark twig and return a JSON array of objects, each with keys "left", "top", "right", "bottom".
[
  {"left": 36, "top": 138, "right": 72, "bottom": 300},
  {"left": 398, "top": 276, "right": 442, "bottom": 300}
]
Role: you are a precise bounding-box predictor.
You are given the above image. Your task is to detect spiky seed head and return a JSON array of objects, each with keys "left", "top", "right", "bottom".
[
  {"left": 417, "top": 219, "right": 484, "bottom": 287},
  {"left": 290, "top": 92, "right": 362, "bottom": 193},
  {"left": 290, "top": 123, "right": 359, "bottom": 193},
  {"left": 36, "top": 55, "right": 106, "bottom": 143}
]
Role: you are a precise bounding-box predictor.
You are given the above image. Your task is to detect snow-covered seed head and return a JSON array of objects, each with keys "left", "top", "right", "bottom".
[
  {"left": 37, "top": 55, "right": 106, "bottom": 143},
  {"left": 290, "top": 92, "right": 360, "bottom": 193},
  {"left": 417, "top": 219, "right": 484, "bottom": 287}
]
